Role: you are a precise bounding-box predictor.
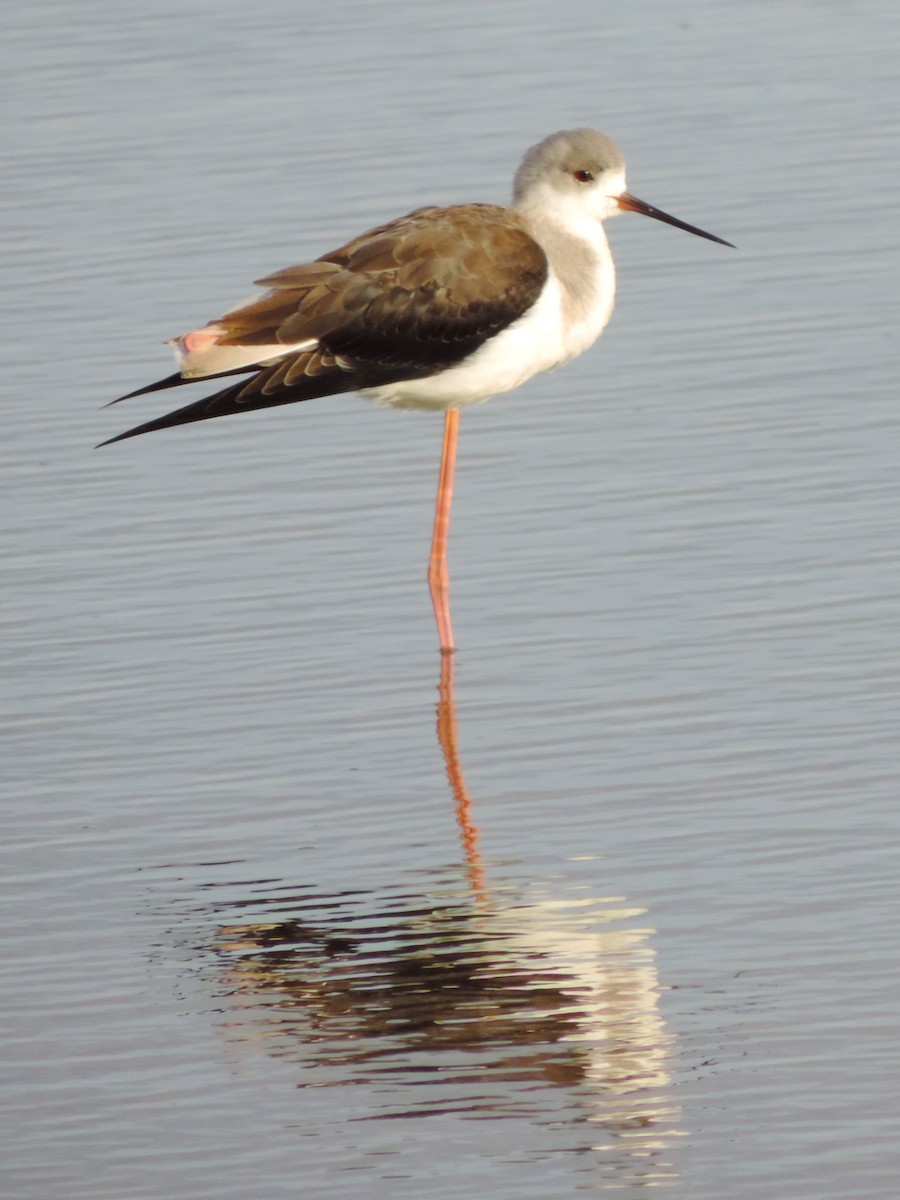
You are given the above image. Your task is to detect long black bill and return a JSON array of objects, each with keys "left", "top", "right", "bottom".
[{"left": 617, "top": 192, "right": 735, "bottom": 248}]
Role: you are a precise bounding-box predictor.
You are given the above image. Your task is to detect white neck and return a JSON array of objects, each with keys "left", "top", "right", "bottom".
[{"left": 514, "top": 185, "right": 617, "bottom": 343}]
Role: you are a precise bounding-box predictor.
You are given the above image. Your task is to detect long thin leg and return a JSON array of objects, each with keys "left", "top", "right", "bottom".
[{"left": 428, "top": 409, "right": 459, "bottom": 655}]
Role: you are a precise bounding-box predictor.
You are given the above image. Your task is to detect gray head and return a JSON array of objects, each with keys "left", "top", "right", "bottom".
[
  {"left": 512, "top": 129, "right": 626, "bottom": 205},
  {"left": 512, "top": 127, "right": 734, "bottom": 247}
]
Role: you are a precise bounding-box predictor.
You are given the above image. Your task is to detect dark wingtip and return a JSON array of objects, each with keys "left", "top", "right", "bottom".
[
  {"left": 97, "top": 372, "right": 269, "bottom": 446},
  {"left": 98, "top": 355, "right": 367, "bottom": 447},
  {"left": 96, "top": 403, "right": 213, "bottom": 447},
  {"left": 104, "top": 364, "right": 262, "bottom": 411},
  {"left": 99, "top": 362, "right": 273, "bottom": 444},
  {"left": 96, "top": 428, "right": 140, "bottom": 448},
  {"left": 103, "top": 371, "right": 187, "bottom": 407},
  {"left": 96, "top": 418, "right": 163, "bottom": 447}
]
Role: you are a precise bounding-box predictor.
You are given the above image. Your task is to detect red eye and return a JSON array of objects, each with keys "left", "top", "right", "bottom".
[{"left": 573, "top": 169, "right": 594, "bottom": 183}]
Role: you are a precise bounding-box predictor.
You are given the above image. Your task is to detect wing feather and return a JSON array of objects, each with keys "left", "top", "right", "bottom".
[{"left": 103, "top": 204, "right": 548, "bottom": 443}]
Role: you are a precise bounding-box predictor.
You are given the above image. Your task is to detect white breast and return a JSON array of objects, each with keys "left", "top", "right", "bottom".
[{"left": 359, "top": 256, "right": 616, "bottom": 413}]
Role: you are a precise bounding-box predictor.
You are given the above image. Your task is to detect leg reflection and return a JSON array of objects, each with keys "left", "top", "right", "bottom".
[{"left": 435, "top": 649, "right": 486, "bottom": 900}]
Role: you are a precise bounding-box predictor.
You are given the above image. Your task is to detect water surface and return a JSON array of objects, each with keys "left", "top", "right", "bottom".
[{"left": 4, "top": 1, "right": 900, "bottom": 1197}]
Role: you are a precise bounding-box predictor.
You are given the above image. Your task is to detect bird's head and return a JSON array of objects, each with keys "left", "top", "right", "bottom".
[{"left": 513, "top": 128, "right": 734, "bottom": 247}]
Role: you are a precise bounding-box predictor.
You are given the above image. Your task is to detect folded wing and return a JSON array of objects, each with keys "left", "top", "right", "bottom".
[{"left": 101, "top": 204, "right": 548, "bottom": 445}]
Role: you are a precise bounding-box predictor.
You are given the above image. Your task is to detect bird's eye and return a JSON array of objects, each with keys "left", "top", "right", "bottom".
[{"left": 573, "top": 169, "right": 594, "bottom": 183}]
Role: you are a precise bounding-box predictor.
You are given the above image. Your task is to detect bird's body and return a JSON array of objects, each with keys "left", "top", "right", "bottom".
[{"left": 104, "top": 128, "right": 732, "bottom": 650}]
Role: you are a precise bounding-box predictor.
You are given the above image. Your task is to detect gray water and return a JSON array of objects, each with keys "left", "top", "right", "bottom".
[{"left": 4, "top": 1, "right": 900, "bottom": 1197}]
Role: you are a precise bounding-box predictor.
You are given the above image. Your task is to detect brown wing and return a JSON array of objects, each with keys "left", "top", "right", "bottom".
[{"left": 101, "top": 205, "right": 548, "bottom": 444}]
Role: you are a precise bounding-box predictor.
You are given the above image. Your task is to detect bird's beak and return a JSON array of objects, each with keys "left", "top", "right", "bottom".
[{"left": 616, "top": 192, "right": 735, "bottom": 248}]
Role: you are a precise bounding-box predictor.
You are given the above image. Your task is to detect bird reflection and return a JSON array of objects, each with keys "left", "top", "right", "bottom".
[
  {"left": 214, "top": 881, "right": 680, "bottom": 1178},
  {"left": 206, "top": 655, "right": 683, "bottom": 1184}
]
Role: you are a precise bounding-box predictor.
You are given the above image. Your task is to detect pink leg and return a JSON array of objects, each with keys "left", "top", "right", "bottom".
[{"left": 428, "top": 409, "right": 459, "bottom": 655}]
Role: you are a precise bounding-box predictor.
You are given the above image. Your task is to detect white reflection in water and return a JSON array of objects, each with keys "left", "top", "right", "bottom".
[{"left": 203, "top": 871, "right": 684, "bottom": 1187}]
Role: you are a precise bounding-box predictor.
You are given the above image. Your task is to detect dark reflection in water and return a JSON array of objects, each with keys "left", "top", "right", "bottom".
[
  {"left": 197, "top": 872, "right": 682, "bottom": 1184},
  {"left": 179, "top": 655, "right": 684, "bottom": 1187}
]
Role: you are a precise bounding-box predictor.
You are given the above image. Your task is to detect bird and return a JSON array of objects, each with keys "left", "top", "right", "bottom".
[{"left": 102, "top": 128, "right": 733, "bottom": 653}]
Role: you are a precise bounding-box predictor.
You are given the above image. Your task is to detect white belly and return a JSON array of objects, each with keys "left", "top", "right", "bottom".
[{"left": 359, "top": 265, "right": 615, "bottom": 412}]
